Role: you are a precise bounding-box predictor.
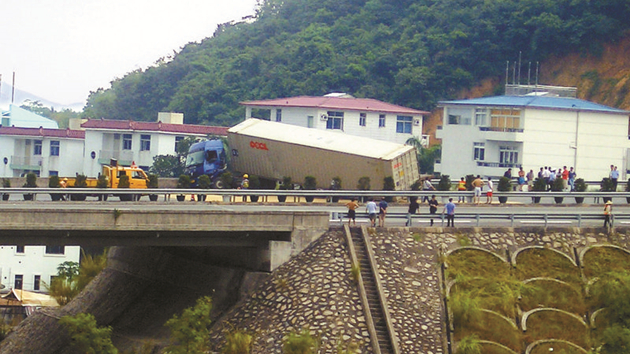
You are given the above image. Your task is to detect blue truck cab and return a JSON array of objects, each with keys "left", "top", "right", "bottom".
[{"left": 185, "top": 139, "right": 227, "bottom": 187}]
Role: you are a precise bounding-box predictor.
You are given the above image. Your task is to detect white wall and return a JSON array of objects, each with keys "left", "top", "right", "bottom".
[
  {"left": 248, "top": 106, "right": 424, "bottom": 145},
  {"left": 0, "top": 245, "right": 80, "bottom": 292}
]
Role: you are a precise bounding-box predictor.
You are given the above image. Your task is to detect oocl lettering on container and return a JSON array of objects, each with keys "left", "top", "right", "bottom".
[{"left": 250, "top": 141, "right": 269, "bottom": 150}]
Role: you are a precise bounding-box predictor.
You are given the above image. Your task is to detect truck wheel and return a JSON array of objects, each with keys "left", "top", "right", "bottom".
[{"left": 213, "top": 180, "right": 225, "bottom": 189}]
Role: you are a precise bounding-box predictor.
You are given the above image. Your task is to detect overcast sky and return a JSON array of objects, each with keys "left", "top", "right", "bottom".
[{"left": 0, "top": 0, "right": 258, "bottom": 107}]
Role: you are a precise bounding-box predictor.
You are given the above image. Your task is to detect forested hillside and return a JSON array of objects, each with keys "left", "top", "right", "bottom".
[{"left": 81, "top": 0, "right": 630, "bottom": 125}]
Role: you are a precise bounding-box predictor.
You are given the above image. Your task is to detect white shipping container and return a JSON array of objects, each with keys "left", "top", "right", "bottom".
[{"left": 227, "top": 119, "right": 419, "bottom": 190}]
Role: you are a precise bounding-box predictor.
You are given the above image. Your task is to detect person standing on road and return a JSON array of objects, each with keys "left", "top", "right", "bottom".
[
  {"left": 486, "top": 177, "right": 494, "bottom": 204},
  {"left": 457, "top": 177, "right": 466, "bottom": 203},
  {"left": 346, "top": 198, "right": 359, "bottom": 226},
  {"left": 428, "top": 195, "right": 439, "bottom": 226},
  {"left": 378, "top": 197, "right": 388, "bottom": 227},
  {"left": 472, "top": 175, "right": 484, "bottom": 205},
  {"left": 604, "top": 200, "right": 613, "bottom": 228},
  {"left": 526, "top": 169, "right": 535, "bottom": 191},
  {"left": 568, "top": 167, "right": 576, "bottom": 191},
  {"left": 422, "top": 178, "right": 436, "bottom": 203},
  {"left": 443, "top": 198, "right": 456, "bottom": 227},
  {"left": 406, "top": 196, "right": 419, "bottom": 226},
  {"left": 611, "top": 166, "right": 620, "bottom": 191},
  {"left": 240, "top": 174, "right": 249, "bottom": 202},
  {"left": 518, "top": 168, "right": 526, "bottom": 191},
  {"left": 366, "top": 198, "right": 378, "bottom": 227}
]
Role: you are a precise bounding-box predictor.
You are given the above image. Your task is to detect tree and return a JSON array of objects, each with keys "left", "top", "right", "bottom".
[
  {"left": 47, "top": 251, "right": 107, "bottom": 306},
  {"left": 406, "top": 137, "right": 441, "bottom": 174},
  {"left": 165, "top": 296, "right": 213, "bottom": 354},
  {"left": 59, "top": 313, "right": 117, "bottom": 354},
  {"left": 150, "top": 136, "right": 198, "bottom": 177}
]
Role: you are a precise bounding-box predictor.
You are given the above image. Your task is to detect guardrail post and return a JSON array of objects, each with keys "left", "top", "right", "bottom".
[
  {"left": 406, "top": 214, "right": 411, "bottom": 227},
  {"left": 476, "top": 214, "right": 480, "bottom": 227},
  {"left": 544, "top": 214, "right": 548, "bottom": 228},
  {"left": 577, "top": 214, "right": 582, "bottom": 228},
  {"left": 441, "top": 213, "right": 445, "bottom": 227},
  {"left": 510, "top": 214, "right": 514, "bottom": 227}
]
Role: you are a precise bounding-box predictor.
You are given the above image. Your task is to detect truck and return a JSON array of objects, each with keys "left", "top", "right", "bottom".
[
  {"left": 61, "top": 159, "right": 149, "bottom": 200},
  {"left": 186, "top": 118, "right": 419, "bottom": 191}
]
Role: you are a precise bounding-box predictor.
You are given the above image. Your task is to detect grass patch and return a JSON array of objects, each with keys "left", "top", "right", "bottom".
[
  {"left": 529, "top": 342, "right": 586, "bottom": 354},
  {"left": 524, "top": 310, "right": 590, "bottom": 349},
  {"left": 519, "top": 280, "right": 585, "bottom": 315},
  {"left": 454, "top": 310, "right": 523, "bottom": 352},
  {"left": 583, "top": 246, "right": 630, "bottom": 278},
  {"left": 450, "top": 277, "right": 522, "bottom": 318},
  {"left": 446, "top": 249, "right": 510, "bottom": 280},
  {"left": 514, "top": 248, "right": 581, "bottom": 286}
]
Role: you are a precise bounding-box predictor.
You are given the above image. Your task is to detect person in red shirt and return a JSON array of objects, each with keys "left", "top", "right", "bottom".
[{"left": 562, "top": 166, "right": 569, "bottom": 191}]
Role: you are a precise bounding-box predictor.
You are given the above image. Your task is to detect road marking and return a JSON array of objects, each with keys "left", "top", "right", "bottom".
[{"left": 520, "top": 221, "right": 572, "bottom": 224}]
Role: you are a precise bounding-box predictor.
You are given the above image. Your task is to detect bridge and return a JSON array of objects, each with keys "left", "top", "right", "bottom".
[{"left": 0, "top": 206, "right": 329, "bottom": 271}]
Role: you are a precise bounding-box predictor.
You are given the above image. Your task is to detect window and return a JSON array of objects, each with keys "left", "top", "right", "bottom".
[
  {"left": 175, "top": 136, "right": 184, "bottom": 152},
  {"left": 490, "top": 108, "right": 521, "bottom": 131},
  {"left": 473, "top": 142, "right": 485, "bottom": 161},
  {"left": 50, "top": 140, "right": 60, "bottom": 156},
  {"left": 140, "top": 135, "right": 151, "bottom": 151},
  {"left": 396, "top": 116, "right": 413, "bottom": 134},
  {"left": 475, "top": 108, "right": 487, "bottom": 125},
  {"left": 307, "top": 116, "right": 314, "bottom": 128},
  {"left": 45, "top": 245, "right": 65, "bottom": 255},
  {"left": 34, "top": 140, "right": 42, "bottom": 155},
  {"left": 359, "top": 113, "right": 366, "bottom": 127},
  {"left": 448, "top": 115, "right": 471, "bottom": 125},
  {"left": 34, "top": 275, "right": 40, "bottom": 291},
  {"left": 500, "top": 146, "right": 519, "bottom": 164},
  {"left": 14, "top": 275, "right": 23, "bottom": 290},
  {"left": 16, "top": 245, "right": 24, "bottom": 253},
  {"left": 275, "top": 109, "right": 282, "bottom": 122},
  {"left": 49, "top": 171, "right": 58, "bottom": 176},
  {"left": 326, "top": 111, "right": 344, "bottom": 130},
  {"left": 123, "top": 134, "right": 132, "bottom": 150},
  {"left": 379, "top": 114, "right": 386, "bottom": 127}
]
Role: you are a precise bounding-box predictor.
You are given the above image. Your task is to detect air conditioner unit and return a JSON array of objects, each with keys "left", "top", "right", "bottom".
[
  {"left": 320, "top": 114, "right": 328, "bottom": 121},
  {"left": 413, "top": 118, "right": 421, "bottom": 126}
]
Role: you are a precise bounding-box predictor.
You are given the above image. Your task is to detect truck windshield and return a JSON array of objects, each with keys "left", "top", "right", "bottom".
[
  {"left": 186, "top": 151, "right": 205, "bottom": 167},
  {"left": 205, "top": 150, "right": 218, "bottom": 163}
]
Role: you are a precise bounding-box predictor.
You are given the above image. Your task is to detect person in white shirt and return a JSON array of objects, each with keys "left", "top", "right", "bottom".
[{"left": 486, "top": 177, "right": 494, "bottom": 204}]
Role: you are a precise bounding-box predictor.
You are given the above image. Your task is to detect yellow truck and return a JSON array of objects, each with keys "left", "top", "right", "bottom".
[{"left": 61, "top": 160, "right": 149, "bottom": 201}]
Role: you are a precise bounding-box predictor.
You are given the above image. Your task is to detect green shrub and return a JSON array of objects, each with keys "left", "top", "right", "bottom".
[
  {"left": 219, "top": 172, "right": 234, "bottom": 189},
  {"left": 147, "top": 174, "right": 159, "bottom": 188},
  {"left": 75, "top": 174, "right": 88, "bottom": 188},
  {"left": 437, "top": 175, "right": 451, "bottom": 191},
  {"left": 331, "top": 176, "right": 342, "bottom": 190},
  {"left": 551, "top": 177, "right": 564, "bottom": 191},
  {"left": 198, "top": 175, "right": 212, "bottom": 189},
  {"left": 383, "top": 176, "right": 395, "bottom": 191},
  {"left": 96, "top": 174, "right": 109, "bottom": 188},
  {"left": 574, "top": 178, "right": 587, "bottom": 192},
  {"left": 532, "top": 177, "right": 547, "bottom": 191},
  {"left": 410, "top": 179, "right": 422, "bottom": 191},
  {"left": 2, "top": 178, "right": 10, "bottom": 188},
  {"left": 465, "top": 175, "right": 475, "bottom": 191},
  {"left": 283, "top": 327, "right": 320, "bottom": 354},
  {"left": 24, "top": 172, "right": 37, "bottom": 188},
  {"left": 165, "top": 296, "right": 213, "bottom": 354},
  {"left": 177, "top": 174, "right": 191, "bottom": 189},
  {"left": 49, "top": 175, "right": 60, "bottom": 188},
  {"left": 249, "top": 175, "right": 261, "bottom": 189},
  {"left": 304, "top": 175, "right": 317, "bottom": 190},
  {"left": 222, "top": 329, "right": 253, "bottom": 354},
  {"left": 59, "top": 313, "right": 117, "bottom": 354},
  {"left": 280, "top": 176, "right": 292, "bottom": 190},
  {"left": 497, "top": 176, "right": 511, "bottom": 192},
  {"left": 357, "top": 176, "right": 370, "bottom": 190},
  {"left": 118, "top": 174, "right": 131, "bottom": 188},
  {"left": 601, "top": 177, "right": 615, "bottom": 192}
]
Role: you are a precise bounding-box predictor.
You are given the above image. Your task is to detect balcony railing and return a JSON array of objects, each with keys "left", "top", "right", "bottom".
[
  {"left": 476, "top": 161, "right": 522, "bottom": 168},
  {"left": 98, "top": 150, "right": 134, "bottom": 165},
  {"left": 479, "top": 127, "right": 524, "bottom": 133},
  {"left": 10, "top": 156, "right": 42, "bottom": 170}
]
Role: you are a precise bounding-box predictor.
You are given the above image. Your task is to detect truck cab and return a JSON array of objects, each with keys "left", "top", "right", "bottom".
[{"left": 185, "top": 139, "right": 227, "bottom": 187}]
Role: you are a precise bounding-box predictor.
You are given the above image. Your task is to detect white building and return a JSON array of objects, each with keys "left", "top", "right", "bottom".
[
  {"left": 0, "top": 126, "right": 85, "bottom": 178},
  {"left": 1, "top": 104, "right": 58, "bottom": 129},
  {"left": 435, "top": 91, "right": 630, "bottom": 181},
  {"left": 0, "top": 245, "right": 80, "bottom": 293},
  {"left": 241, "top": 94, "right": 430, "bottom": 146},
  {"left": 80, "top": 113, "right": 228, "bottom": 176}
]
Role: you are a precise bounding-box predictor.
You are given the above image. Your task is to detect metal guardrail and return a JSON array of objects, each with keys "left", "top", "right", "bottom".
[
  {"left": 333, "top": 212, "right": 624, "bottom": 228},
  {"left": 2, "top": 188, "right": 630, "bottom": 200}
]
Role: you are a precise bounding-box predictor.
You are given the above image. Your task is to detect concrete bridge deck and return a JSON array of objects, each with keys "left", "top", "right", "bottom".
[{"left": 0, "top": 207, "right": 330, "bottom": 271}]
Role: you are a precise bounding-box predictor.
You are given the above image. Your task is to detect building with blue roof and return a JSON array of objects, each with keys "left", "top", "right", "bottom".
[
  {"left": 1, "top": 104, "right": 58, "bottom": 129},
  {"left": 435, "top": 85, "right": 630, "bottom": 183}
]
